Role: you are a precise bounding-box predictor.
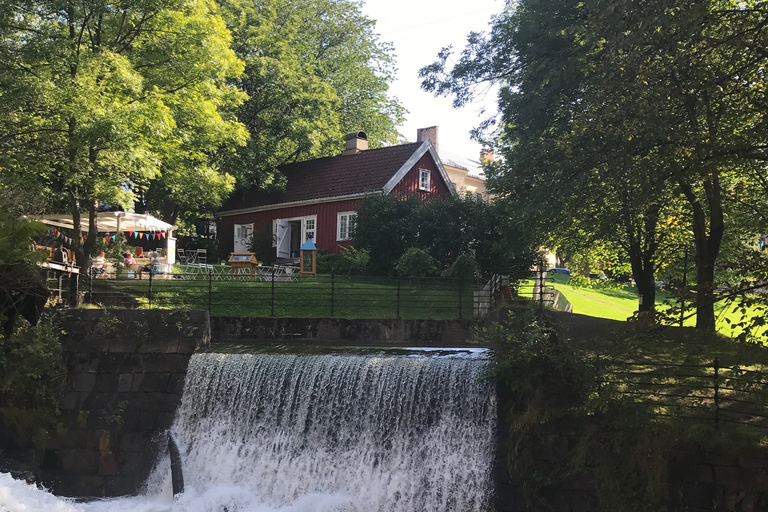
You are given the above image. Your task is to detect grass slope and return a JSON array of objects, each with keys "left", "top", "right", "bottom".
[{"left": 545, "top": 274, "right": 767, "bottom": 340}]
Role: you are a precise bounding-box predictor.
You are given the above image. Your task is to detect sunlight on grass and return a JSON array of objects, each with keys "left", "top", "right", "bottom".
[{"left": 545, "top": 274, "right": 768, "bottom": 341}]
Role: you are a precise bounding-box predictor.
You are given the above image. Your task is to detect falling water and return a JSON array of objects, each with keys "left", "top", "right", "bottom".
[{"left": 1, "top": 348, "right": 497, "bottom": 512}]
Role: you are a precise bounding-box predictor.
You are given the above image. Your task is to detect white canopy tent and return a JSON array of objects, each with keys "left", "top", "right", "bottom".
[{"left": 32, "top": 212, "right": 177, "bottom": 264}]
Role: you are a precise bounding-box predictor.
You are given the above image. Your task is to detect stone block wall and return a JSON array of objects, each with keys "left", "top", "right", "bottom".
[
  {"left": 210, "top": 316, "right": 478, "bottom": 346},
  {"left": 40, "top": 309, "right": 210, "bottom": 497}
]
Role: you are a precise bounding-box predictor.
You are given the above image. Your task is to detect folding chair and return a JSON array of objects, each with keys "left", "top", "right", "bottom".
[
  {"left": 196, "top": 248, "right": 207, "bottom": 264},
  {"left": 177, "top": 248, "right": 187, "bottom": 264}
]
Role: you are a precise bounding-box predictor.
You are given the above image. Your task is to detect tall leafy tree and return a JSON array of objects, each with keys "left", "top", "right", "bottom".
[
  {"left": 0, "top": 0, "right": 247, "bottom": 265},
  {"left": 214, "top": 0, "right": 406, "bottom": 189},
  {"left": 421, "top": 0, "right": 768, "bottom": 329}
]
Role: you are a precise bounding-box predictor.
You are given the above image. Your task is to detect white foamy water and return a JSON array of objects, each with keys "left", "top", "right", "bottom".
[{"left": 2, "top": 350, "right": 496, "bottom": 512}]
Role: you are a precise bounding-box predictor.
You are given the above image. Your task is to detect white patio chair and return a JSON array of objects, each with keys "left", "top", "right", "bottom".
[
  {"left": 196, "top": 249, "right": 207, "bottom": 264},
  {"left": 282, "top": 265, "right": 298, "bottom": 282}
]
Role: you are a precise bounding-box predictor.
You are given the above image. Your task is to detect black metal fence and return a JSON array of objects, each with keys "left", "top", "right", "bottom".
[
  {"left": 597, "top": 357, "right": 768, "bottom": 431},
  {"left": 82, "top": 270, "right": 494, "bottom": 320}
]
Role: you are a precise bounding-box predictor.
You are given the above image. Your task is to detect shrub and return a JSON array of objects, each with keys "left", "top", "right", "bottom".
[
  {"left": 0, "top": 313, "right": 65, "bottom": 448},
  {"left": 340, "top": 246, "right": 369, "bottom": 275},
  {"left": 395, "top": 248, "right": 437, "bottom": 277},
  {"left": 448, "top": 253, "right": 481, "bottom": 280},
  {"left": 316, "top": 251, "right": 352, "bottom": 274},
  {"left": 247, "top": 222, "right": 275, "bottom": 265},
  {"left": 316, "top": 247, "right": 370, "bottom": 275},
  {"left": 567, "top": 273, "right": 625, "bottom": 291}
]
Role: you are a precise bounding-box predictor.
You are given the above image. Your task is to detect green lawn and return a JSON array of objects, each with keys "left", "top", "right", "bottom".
[
  {"left": 542, "top": 274, "right": 768, "bottom": 340},
  {"left": 87, "top": 273, "right": 477, "bottom": 320}
]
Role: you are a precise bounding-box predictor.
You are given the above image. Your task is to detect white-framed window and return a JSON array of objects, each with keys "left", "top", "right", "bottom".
[
  {"left": 303, "top": 217, "right": 316, "bottom": 243},
  {"left": 419, "top": 168, "right": 431, "bottom": 191},
  {"left": 337, "top": 211, "right": 357, "bottom": 241}
]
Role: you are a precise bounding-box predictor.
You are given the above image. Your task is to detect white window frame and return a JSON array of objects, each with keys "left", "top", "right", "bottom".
[
  {"left": 419, "top": 168, "right": 431, "bottom": 191},
  {"left": 337, "top": 211, "right": 357, "bottom": 241},
  {"left": 303, "top": 216, "right": 316, "bottom": 243}
]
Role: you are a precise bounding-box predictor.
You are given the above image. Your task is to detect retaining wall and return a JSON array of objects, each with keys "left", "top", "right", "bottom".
[
  {"left": 210, "top": 316, "right": 479, "bottom": 346},
  {"left": 41, "top": 309, "right": 210, "bottom": 497}
]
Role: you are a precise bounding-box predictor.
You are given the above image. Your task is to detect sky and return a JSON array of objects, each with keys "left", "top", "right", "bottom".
[{"left": 360, "top": 0, "right": 504, "bottom": 162}]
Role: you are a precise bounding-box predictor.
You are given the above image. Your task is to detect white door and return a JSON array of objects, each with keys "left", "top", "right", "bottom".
[
  {"left": 234, "top": 223, "right": 254, "bottom": 253},
  {"left": 275, "top": 219, "right": 291, "bottom": 258}
]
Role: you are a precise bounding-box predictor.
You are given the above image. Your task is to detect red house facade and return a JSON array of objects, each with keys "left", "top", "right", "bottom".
[{"left": 216, "top": 132, "right": 456, "bottom": 260}]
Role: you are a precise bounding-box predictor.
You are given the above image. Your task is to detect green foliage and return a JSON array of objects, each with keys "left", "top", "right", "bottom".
[
  {"left": 354, "top": 193, "right": 535, "bottom": 277},
  {"left": 566, "top": 274, "right": 626, "bottom": 293},
  {"left": 316, "top": 251, "right": 351, "bottom": 275},
  {"left": 0, "top": 313, "right": 65, "bottom": 449},
  {"left": 217, "top": 0, "right": 405, "bottom": 191},
  {"left": 0, "top": 212, "right": 47, "bottom": 266},
  {"left": 448, "top": 253, "right": 480, "bottom": 280},
  {"left": 395, "top": 248, "right": 437, "bottom": 278},
  {"left": 421, "top": 0, "right": 768, "bottom": 329},
  {"left": 483, "top": 310, "right": 672, "bottom": 511},
  {"left": 315, "top": 247, "right": 369, "bottom": 275},
  {"left": 0, "top": 0, "right": 247, "bottom": 260},
  {"left": 247, "top": 222, "right": 276, "bottom": 265},
  {"left": 339, "top": 246, "right": 370, "bottom": 275}
]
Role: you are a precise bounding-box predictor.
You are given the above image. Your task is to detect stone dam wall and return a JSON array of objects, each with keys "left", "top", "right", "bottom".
[
  {"left": 210, "top": 316, "right": 479, "bottom": 346},
  {"left": 40, "top": 309, "right": 210, "bottom": 497},
  {"left": 2, "top": 308, "right": 766, "bottom": 509}
]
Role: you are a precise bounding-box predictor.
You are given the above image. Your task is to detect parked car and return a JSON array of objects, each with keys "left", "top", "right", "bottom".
[{"left": 548, "top": 268, "right": 571, "bottom": 275}]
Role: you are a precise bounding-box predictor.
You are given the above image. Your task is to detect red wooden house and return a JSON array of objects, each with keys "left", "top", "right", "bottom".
[{"left": 216, "top": 132, "right": 456, "bottom": 260}]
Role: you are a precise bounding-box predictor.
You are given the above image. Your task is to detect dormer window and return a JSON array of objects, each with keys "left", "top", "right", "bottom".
[{"left": 419, "top": 168, "right": 431, "bottom": 191}]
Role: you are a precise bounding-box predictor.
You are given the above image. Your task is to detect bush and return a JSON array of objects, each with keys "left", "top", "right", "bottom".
[
  {"left": 340, "top": 246, "right": 369, "bottom": 275},
  {"left": 316, "top": 247, "right": 370, "bottom": 275},
  {"left": 395, "top": 248, "right": 437, "bottom": 277},
  {"left": 448, "top": 253, "right": 481, "bottom": 280},
  {"left": 567, "top": 273, "right": 626, "bottom": 291},
  {"left": 0, "top": 313, "right": 65, "bottom": 448},
  {"left": 316, "top": 251, "right": 352, "bottom": 274},
  {"left": 247, "top": 222, "right": 275, "bottom": 265}
]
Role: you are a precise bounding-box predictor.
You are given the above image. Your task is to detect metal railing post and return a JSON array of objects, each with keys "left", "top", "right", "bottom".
[
  {"left": 148, "top": 271, "right": 153, "bottom": 307},
  {"left": 208, "top": 269, "right": 213, "bottom": 313},
  {"left": 271, "top": 265, "right": 276, "bottom": 317},
  {"left": 396, "top": 276, "right": 401, "bottom": 319},
  {"left": 458, "top": 276, "right": 463, "bottom": 320},
  {"left": 331, "top": 270, "right": 335, "bottom": 317}
]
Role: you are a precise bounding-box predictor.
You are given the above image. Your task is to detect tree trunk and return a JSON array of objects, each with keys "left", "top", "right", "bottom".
[
  {"left": 623, "top": 200, "right": 660, "bottom": 322},
  {"left": 688, "top": 175, "right": 724, "bottom": 332}
]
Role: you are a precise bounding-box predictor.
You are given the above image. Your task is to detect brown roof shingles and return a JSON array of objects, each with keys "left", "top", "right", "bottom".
[{"left": 218, "top": 142, "right": 423, "bottom": 213}]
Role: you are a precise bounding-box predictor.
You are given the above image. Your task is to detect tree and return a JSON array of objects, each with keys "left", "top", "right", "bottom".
[
  {"left": 213, "top": 0, "right": 406, "bottom": 190},
  {"left": 0, "top": 0, "right": 247, "bottom": 267},
  {"left": 354, "top": 194, "right": 534, "bottom": 277},
  {"left": 421, "top": 0, "right": 768, "bottom": 330}
]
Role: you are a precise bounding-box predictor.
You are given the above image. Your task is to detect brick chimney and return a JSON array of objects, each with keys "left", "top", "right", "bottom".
[
  {"left": 480, "top": 149, "right": 494, "bottom": 162},
  {"left": 342, "top": 131, "right": 368, "bottom": 155},
  {"left": 416, "top": 126, "right": 439, "bottom": 154}
]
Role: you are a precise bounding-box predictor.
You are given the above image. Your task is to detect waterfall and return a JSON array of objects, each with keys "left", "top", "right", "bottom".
[
  {"left": 0, "top": 348, "right": 497, "bottom": 512},
  {"left": 148, "top": 349, "right": 497, "bottom": 512}
]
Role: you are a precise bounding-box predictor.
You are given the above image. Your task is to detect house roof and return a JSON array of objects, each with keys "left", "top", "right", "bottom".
[{"left": 217, "top": 140, "right": 456, "bottom": 217}]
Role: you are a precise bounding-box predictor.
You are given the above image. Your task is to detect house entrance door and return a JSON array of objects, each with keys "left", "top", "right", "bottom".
[
  {"left": 234, "top": 224, "right": 253, "bottom": 253},
  {"left": 275, "top": 219, "right": 290, "bottom": 258}
]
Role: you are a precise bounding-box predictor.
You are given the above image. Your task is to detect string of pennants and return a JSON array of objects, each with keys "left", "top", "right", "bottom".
[{"left": 49, "top": 228, "right": 166, "bottom": 245}]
